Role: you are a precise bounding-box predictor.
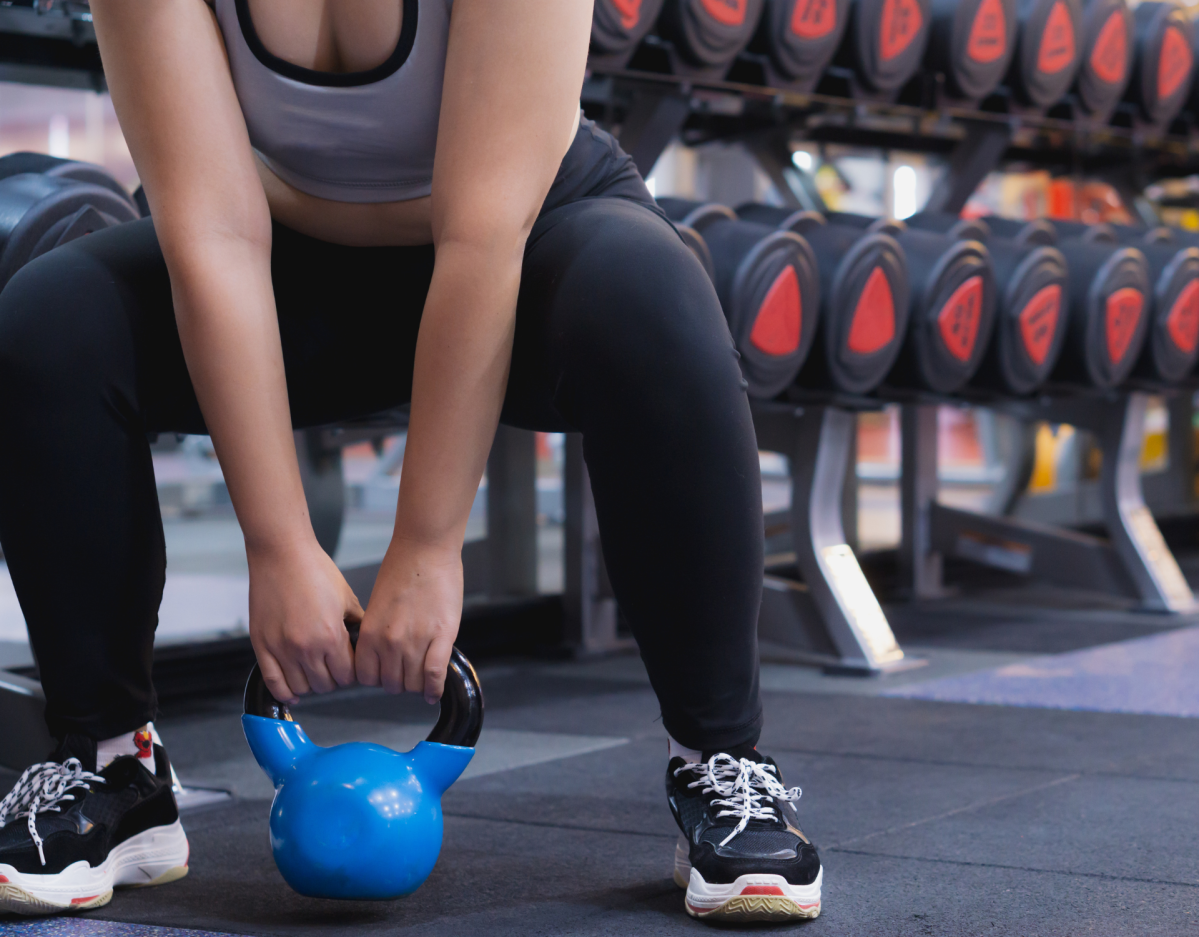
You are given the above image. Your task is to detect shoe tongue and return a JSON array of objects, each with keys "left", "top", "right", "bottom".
[
  {"left": 702, "top": 741, "right": 765, "bottom": 763},
  {"left": 52, "top": 735, "right": 98, "bottom": 773}
]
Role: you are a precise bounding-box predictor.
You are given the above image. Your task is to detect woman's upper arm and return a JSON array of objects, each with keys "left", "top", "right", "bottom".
[
  {"left": 90, "top": 0, "right": 270, "bottom": 261},
  {"left": 432, "top": 0, "right": 593, "bottom": 250}
]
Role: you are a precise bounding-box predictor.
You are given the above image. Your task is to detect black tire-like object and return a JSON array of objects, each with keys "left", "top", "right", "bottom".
[
  {"left": 754, "top": 0, "right": 851, "bottom": 90},
  {"left": 0, "top": 151, "right": 132, "bottom": 202},
  {"left": 738, "top": 203, "right": 911, "bottom": 394},
  {"left": 1128, "top": 242, "right": 1199, "bottom": 383},
  {"left": 1072, "top": 0, "right": 1132, "bottom": 119},
  {"left": 1123, "top": 1, "right": 1194, "bottom": 127},
  {"left": 0, "top": 172, "right": 140, "bottom": 292},
  {"left": 829, "top": 214, "right": 997, "bottom": 393},
  {"left": 659, "top": 199, "right": 821, "bottom": 398},
  {"left": 657, "top": 0, "right": 766, "bottom": 75},
  {"left": 908, "top": 211, "right": 1069, "bottom": 394},
  {"left": 591, "top": 0, "right": 669, "bottom": 67},
  {"left": 676, "top": 223, "right": 719, "bottom": 286},
  {"left": 924, "top": 0, "right": 1018, "bottom": 101},
  {"left": 1051, "top": 239, "right": 1150, "bottom": 387},
  {"left": 981, "top": 215, "right": 1059, "bottom": 246},
  {"left": 1006, "top": 0, "right": 1083, "bottom": 108},
  {"left": 836, "top": 0, "right": 932, "bottom": 93}
]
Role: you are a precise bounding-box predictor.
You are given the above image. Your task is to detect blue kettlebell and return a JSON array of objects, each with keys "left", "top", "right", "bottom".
[{"left": 241, "top": 645, "right": 483, "bottom": 900}]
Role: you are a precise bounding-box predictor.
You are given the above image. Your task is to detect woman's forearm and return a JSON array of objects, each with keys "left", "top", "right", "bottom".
[
  {"left": 168, "top": 239, "right": 314, "bottom": 554},
  {"left": 394, "top": 239, "right": 524, "bottom": 551}
]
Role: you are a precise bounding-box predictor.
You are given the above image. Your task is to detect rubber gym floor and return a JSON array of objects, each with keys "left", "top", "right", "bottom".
[{"left": 4, "top": 572, "right": 1199, "bottom": 937}]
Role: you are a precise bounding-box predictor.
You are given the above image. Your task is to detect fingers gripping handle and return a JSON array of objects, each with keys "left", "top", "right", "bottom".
[{"left": 243, "top": 645, "right": 485, "bottom": 748}]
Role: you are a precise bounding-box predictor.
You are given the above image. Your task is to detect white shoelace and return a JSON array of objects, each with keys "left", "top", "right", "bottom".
[
  {"left": 0, "top": 759, "right": 104, "bottom": 866},
  {"left": 675, "top": 752, "right": 802, "bottom": 848}
]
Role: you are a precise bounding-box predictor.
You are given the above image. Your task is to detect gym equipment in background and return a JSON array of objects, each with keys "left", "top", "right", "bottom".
[
  {"left": 739, "top": 204, "right": 912, "bottom": 395},
  {"left": 242, "top": 646, "right": 483, "bottom": 900},
  {"left": 827, "top": 213, "right": 997, "bottom": 394},
  {"left": 659, "top": 198, "right": 821, "bottom": 398},
  {"left": 924, "top": 0, "right": 1018, "bottom": 102},
  {"left": 655, "top": 0, "right": 766, "bottom": 77},
  {"left": 1123, "top": 0, "right": 1194, "bottom": 128},
  {"left": 676, "top": 223, "right": 719, "bottom": 285},
  {"left": 0, "top": 155, "right": 139, "bottom": 293},
  {"left": 907, "top": 212, "right": 1070, "bottom": 395},
  {"left": 981, "top": 215, "right": 1058, "bottom": 246},
  {"left": 590, "top": 0, "right": 668, "bottom": 68},
  {"left": 1129, "top": 240, "right": 1199, "bottom": 384},
  {"left": 752, "top": 0, "right": 850, "bottom": 91},
  {"left": 1005, "top": 0, "right": 1083, "bottom": 109},
  {"left": 1071, "top": 0, "right": 1132, "bottom": 120},
  {"left": 835, "top": 0, "right": 932, "bottom": 94},
  {"left": 1051, "top": 234, "right": 1150, "bottom": 388}
]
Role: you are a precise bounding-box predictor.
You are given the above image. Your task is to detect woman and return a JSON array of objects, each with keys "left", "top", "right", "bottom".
[{"left": 0, "top": 0, "right": 821, "bottom": 922}]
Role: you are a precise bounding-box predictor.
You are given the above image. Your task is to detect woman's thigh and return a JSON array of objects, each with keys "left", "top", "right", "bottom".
[
  {"left": 504, "top": 195, "right": 738, "bottom": 431},
  {"left": 0, "top": 218, "right": 434, "bottom": 434}
]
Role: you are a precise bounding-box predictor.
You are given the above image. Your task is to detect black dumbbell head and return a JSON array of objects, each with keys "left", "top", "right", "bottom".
[
  {"left": 981, "top": 215, "right": 1058, "bottom": 246},
  {"left": 904, "top": 210, "right": 992, "bottom": 242},
  {"left": 676, "top": 224, "right": 718, "bottom": 286},
  {"left": 591, "top": 0, "right": 669, "bottom": 62},
  {"left": 756, "top": 0, "right": 851, "bottom": 89},
  {"left": 658, "top": 0, "right": 767, "bottom": 72},
  {"left": 925, "top": 0, "right": 1018, "bottom": 100},
  {"left": 837, "top": 0, "right": 933, "bottom": 92},
  {"left": 1007, "top": 0, "right": 1083, "bottom": 108},
  {"left": 1134, "top": 244, "right": 1199, "bottom": 383},
  {"left": 1125, "top": 1, "right": 1194, "bottom": 126},
  {"left": 1073, "top": 0, "right": 1132, "bottom": 118},
  {"left": 1053, "top": 242, "right": 1150, "bottom": 387},
  {"left": 972, "top": 242, "right": 1070, "bottom": 393},
  {"left": 887, "top": 229, "right": 997, "bottom": 393}
]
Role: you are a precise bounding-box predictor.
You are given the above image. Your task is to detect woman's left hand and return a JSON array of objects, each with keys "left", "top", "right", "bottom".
[{"left": 355, "top": 537, "right": 464, "bottom": 703}]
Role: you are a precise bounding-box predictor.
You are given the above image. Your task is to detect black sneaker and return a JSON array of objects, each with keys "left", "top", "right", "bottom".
[
  {"left": 666, "top": 747, "right": 822, "bottom": 922},
  {"left": 0, "top": 735, "right": 189, "bottom": 915}
]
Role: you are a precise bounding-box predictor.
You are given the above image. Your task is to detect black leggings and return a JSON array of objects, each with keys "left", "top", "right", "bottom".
[{"left": 0, "top": 158, "right": 764, "bottom": 753}]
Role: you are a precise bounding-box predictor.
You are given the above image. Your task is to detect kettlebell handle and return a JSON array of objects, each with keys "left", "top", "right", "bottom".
[{"left": 243, "top": 639, "right": 484, "bottom": 749}]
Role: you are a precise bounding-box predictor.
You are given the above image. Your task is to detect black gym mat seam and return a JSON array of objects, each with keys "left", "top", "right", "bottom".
[
  {"left": 827, "top": 848, "right": 1199, "bottom": 889},
  {"left": 824, "top": 773, "right": 1082, "bottom": 849}
]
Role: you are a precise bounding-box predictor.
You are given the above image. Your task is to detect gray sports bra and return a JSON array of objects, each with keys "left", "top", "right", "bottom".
[{"left": 214, "top": 0, "right": 449, "bottom": 203}]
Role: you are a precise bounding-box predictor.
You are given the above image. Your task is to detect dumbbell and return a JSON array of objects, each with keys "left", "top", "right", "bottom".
[
  {"left": 0, "top": 172, "right": 140, "bottom": 293},
  {"left": 738, "top": 204, "right": 911, "bottom": 394},
  {"left": 834, "top": 0, "right": 932, "bottom": 94},
  {"left": 826, "top": 213, "right": 997, "bottom": 393},
  {"left": 0, "top": 151, "right": 132, "bottom": 202},
  {"left": 908, "top": 211, "right": 1070, "bottom": 394},
  {"left": 658, "top": 198, "right": 821, "bottom": 398},
  {"left": 982, "top": 215, "right": 1059, "bottom": 246},
  {"left": 1072, "top": 0, "right": 1132, "bottom": 120},
  {"left": 590, "top": 0, "right": 668, "bottom": 68},
  {"left": 1041, "top": 229, "right": 1150, "bottom": 388},
  {"left": 923, "top": 0, "right": 1017, "bottom": 102},
  {"left": 656, "top": 0, "right": 766, "bottom": 77},
  {"left": 751, "top": 0, "right": 850, "bottom": 90},
  {"left": 1122, "top": 1, "right": 1194, "bottom": 127},
  {"left": 1096, "top": 224, "right": 1199, "bottom": 383},
  {"left": 1005, "top": 0, "right": 1083, "bottom": 109}
]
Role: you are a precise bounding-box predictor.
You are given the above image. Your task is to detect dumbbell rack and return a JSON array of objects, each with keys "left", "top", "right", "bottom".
[{"left": 899, "top": 390, "right": 1198, "bottom": 612}]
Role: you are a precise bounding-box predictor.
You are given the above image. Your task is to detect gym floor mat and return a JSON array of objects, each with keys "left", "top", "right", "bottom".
[
  {"left": 2, "top": 923, "right": 242, "bottom": 937},
  {"left": 883, "top": 624, "right": 1199, "bottom": 716}
]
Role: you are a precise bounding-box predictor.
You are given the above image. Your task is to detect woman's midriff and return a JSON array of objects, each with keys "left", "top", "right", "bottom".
[{"left": 257, "top": 156, "right": 434, "bottom": 247}]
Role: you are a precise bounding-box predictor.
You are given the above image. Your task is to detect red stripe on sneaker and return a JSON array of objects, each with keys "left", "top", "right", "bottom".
[
  {"left": 741, "top": 885, "right": 786, "bottom": 895},
  {"left": 71, "top": 896, "right": 100, "bottom": 905},
  {"left": 0, "top": 875, "right": 8, "bottom": 883}
]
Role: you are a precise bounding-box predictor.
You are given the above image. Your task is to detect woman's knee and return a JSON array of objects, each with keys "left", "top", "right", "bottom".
[
  {"left": 0, "top": 245, "right": 128, "bottom": 395},
  {"left": 533, "top": 200, "right": 738, "bottom": 387}
]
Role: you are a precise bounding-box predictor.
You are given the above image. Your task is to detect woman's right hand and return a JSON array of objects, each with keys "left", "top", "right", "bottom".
[{"left": 247, "top": 538, "right": 363, "bottom": 704}]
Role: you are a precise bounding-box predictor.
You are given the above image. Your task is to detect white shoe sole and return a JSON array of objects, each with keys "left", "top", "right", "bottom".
[
  {"left": 673, "top": 833, "right": 822, "bottom": 921},
  {"left": 0, "top": 820, "right": 189, "bottom": 916}
]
